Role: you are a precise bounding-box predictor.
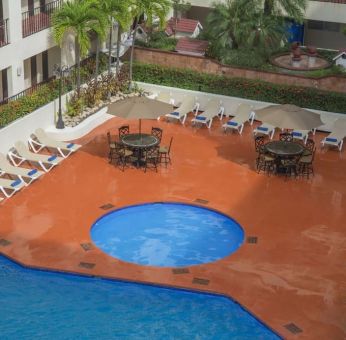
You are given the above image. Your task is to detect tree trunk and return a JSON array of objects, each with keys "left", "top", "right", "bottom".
[
  {"left": 76, "top": 37, "right": 81, "bottom": 96},
  {"left": 95, "top": 35, "right": 100, "bottom": 80},
  {"left": 116, "top": 24, "right": 121, "bottom": 76},
  {"left": 264, "top": 0, "right": 273, "bottom": 16},
  {"left": 108, "top": 23, "right": 113, "bottom": 77},
  {"left": 129, "top": 17, "right": 139, "bottom": 90}
]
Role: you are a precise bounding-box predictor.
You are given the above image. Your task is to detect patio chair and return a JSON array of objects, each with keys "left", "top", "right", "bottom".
[
  {"left": 142, "top": 146, "right": 160, "bottom": 173},
  {"left": 0, "top": 177, "right": 26, "bottom": 199},
  {"left": 321, "top": 120, "right": 346, "bottom": 151},
  {"left": 159, "top": 137, "right": 173, "bottom": 167},
  {"left": 165, "top": 96, "right": 199, "bottom": 124},
  {"left": 279, "top": 132, "right": 293, "bottom": 142},
  {"left": 28, "top": 128, "right": 81, "bottom": 158},
  {"left": 222, "top": 103, "right": 255, "bottom": 134},
  {"left": 191, "top": 99, "right": 224, "bottom": 129},
  {"left": 253, "top": 123, "right": 275, "bottom": 139},
  {"left": 303, "top": 138, "right": 315, "bottom": 156},
  {"left": 8, "top": 141, "right": 62, "bottom": 172},
  {"left": 298, "top": 147, "right": 315, "bottom": 178},
  {"left": 0, "top": 153, "right": 43, "bottom": 186},
  {"left": 151, "top": 127, "right": 163, "bottom": 142},
  {"left": 118, "top": 125, "right": 130, "bottom": 139}
]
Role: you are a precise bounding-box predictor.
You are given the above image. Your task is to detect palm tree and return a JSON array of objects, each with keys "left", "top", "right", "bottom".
[
  {"left": 128, "top": 0, "right": 171, "bottom": 86},
  {"left": 205, "top": 0, "right": 256, "bottom": 50},
  {"left": 52, "top": 0, "right": 104, "bottom": 94},
  {"left": 263, "top": 0, "right": 307, "bottom": 22},
  {"left": 100, "top": 0, "right": 132, "bottom": 78}
]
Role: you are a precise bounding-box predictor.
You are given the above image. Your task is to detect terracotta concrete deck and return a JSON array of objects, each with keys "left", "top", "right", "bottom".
[{"left": 0, "top": 115, "right": 345, "bottom": 339}]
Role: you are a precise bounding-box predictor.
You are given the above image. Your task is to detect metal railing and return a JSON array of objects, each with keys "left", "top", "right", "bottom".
[
  {"left": 0, "top": 19, "right": 9, "bottom": 47},
  {"left": 22, "top": 0, "right": 62, "bottom": 38},
  {"left": 0, "top": 55, "right": 98, "bottom": 106}
]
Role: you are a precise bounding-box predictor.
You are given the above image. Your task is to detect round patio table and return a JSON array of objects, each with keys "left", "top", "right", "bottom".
[
  {"left": 264, "top": 140, "right": 304, "bottom": 157},
  {"left": 121, "top": 133, "right": 159, "bottom": 167},
  {"left": 264, "top": 140, "right": 305, "bottom": 175}
]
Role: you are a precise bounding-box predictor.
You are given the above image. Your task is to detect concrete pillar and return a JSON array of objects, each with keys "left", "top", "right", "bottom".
[{"left": 5, "top": 0, "right": 22, "bottom": 44}]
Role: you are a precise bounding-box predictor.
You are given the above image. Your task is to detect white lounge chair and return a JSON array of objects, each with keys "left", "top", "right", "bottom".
[
  {"left": 253, "top": 123, "right": 275, "bottom": 139},
  {"left": 191, "top": 99, "right": 224, "bottom": 129},
  {"left": 28, "top": 128, "right": 81, "bottom": 158},
  {"left": 222, "top": 103, "right": 255, "bottom": 134},
  {"left": 0, "top": 153, "right": 43, "bottom": 186},
  {"left": 155, "top": 91, "right": 174, "bottom": 105},
  {"left": 8, "top": 141, "right": 62, "bottom": 172},
  {"left": 165, "top": 96, "right": 199, "bottom": 124},
  {"left": 0, "top": 177, "right": 26, "bottom": 199},
  {"left": 321, "top": 119, "right": 346, "bottom": 151},
  {"left": 291, "top": 130, "right": 309, "bottom": 144}
]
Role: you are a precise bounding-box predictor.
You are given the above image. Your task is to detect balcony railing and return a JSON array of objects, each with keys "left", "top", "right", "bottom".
[
  {"left": 22, "top": 0, "right": 62, "bottom": 38},
  {"left": 0, "top": 19, "right": 9, "bottom": 47}
]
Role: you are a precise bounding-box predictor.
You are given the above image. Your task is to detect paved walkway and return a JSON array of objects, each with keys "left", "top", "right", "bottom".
[{"left": 1, "top": 115, "right": 345, "bottom": 339}]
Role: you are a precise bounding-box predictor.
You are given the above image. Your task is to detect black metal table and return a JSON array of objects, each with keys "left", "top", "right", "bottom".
[
  {"left": 264, "top": 141, "right": 304, "bottom": 157},
  {"left": 121, "top": 133, "right": 159, "bottom": 167},
  {"left": 264, "top": 141, "right": 305, "bottom": 174}
]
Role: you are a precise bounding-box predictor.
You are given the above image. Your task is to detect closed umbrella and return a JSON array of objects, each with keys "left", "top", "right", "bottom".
[
  {"left": 107, "top": 96, "right": 174, "bottom": 134},
  {"left": 255, "top": 104, "right": 323, "bottom": 130}
]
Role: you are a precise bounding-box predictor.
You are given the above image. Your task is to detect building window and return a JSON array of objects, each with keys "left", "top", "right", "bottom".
[{"left": 307, "top": 20, "right": 341, "bottom": 32}]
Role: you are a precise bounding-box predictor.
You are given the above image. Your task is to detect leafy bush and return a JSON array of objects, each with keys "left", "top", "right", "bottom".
[
  {"left": 136, "top": 31, "right": 177, "bottom": 51},
  {"left": 132, "top": 62, "right": 346, "bottom": 113},
  {"left": 219, "top": 49, "right": 267, "bottom": 69}
]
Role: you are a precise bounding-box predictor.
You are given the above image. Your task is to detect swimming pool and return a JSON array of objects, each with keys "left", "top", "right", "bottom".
[
  {"left": 91, "top": 202, "right": 245, "bottom": 267},
  {"left": 0, "top": 255, "right": 281, "bottom": 339}
]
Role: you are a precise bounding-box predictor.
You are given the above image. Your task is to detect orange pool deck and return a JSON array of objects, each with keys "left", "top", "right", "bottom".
[{"left": 0, "top": 116, "right": 345, "bottom": 339}]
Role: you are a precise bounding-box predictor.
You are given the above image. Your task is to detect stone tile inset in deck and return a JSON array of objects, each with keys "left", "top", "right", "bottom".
[
  {"left": 172, "top": 268, "right": 190, "bottom": 275},
  {"left": 79, "top": 262, "right": 96, "bottom": 269},
  {"left": 284, "top": 323, "right": 303, "bottom": 334},
  {"left": 99, "top": 203, "right": 115, "bottom": 210},
  {"left": 80, "top": 243, "right": 94, "bottom": 251},
  {"left": 247, "top": 236, "right": 258, "bottom": 244},
  {"left": 192, "top": 277, "right": 210, "bottom": 286},
  {"left": 0, "top": 239, "right": 11, "bottom": 247},
  {"left": 194, "top": 198, "right": 209, "bottom": 205}
]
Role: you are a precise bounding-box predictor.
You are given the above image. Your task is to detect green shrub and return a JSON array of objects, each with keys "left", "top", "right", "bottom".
[
  {"left": 136, "top": 31, "right": 177, "bottom": 51},
  {"left": 132, "top": 62, "right": 346, "bottom": 113}
]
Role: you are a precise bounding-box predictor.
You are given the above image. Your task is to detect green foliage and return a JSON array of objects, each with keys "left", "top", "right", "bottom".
[
  {"left": 219, "top": 49, "right": 267, "bottom": 69},
  {"left": 66, "top": 92, "right": 84, "bottom": 117},
  {"left": 132, "top": 63, "right": 346, "bottom": 113},
  {"left": 136, "top": 31, "right": 178, "bottom": 51}
]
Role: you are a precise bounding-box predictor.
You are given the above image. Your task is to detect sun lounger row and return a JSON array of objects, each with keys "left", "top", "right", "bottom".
[{"left": 0, "top": 129, "right": 81, "bottom": 201}]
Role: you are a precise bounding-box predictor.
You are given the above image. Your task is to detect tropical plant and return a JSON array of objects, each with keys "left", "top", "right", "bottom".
[
  {"left": 263, "top": 0, "right": 307, "bottom": 22},
  {"left": 99, "top": 0, "right": 132, "bottom": 79},
  {"left": 128, "top": 0, "right": 171, "bottom": 87},
  {"left": 52, "top": 0, "right": 106, "bottom": 95}
]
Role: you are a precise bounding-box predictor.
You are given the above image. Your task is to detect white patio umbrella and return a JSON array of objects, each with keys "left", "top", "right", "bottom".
[
  {"left": 107, "top": 96, "right": 174, "bottom": 133},
  {"left": 255, "top": 104, "right": 324, "bottom": 130}
]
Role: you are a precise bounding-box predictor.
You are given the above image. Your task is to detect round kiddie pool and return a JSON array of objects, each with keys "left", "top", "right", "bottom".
[{"left": 91, "top": 202, "right": 245, "bottom": 267}]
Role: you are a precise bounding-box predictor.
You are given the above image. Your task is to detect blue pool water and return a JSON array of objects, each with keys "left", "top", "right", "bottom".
[
  {"left": 0, "top": 256, "right": 281, "bottom": 339},
  {"left": 91, "top": 203, "right": 245, "bottom": 267}
]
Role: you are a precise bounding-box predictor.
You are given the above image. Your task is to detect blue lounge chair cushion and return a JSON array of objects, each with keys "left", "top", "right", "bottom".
[
  {"left": 27, "top": 169, "right": 38, "bottom": 176},
  {"left": 227, "top": 121, "right": 238, "bottom": 126},
  {"left": 67, "top": 143, "right": 74, "bottom": 149},
  {"left": 292, "top": 132, "right": 302, "bottom": 137},
  {"left": 48, "top": 155, "right": 57, "bottom": 162},
  {"left": 11, "top": 179, "right": 22, "bottom": 187},
  {"left": 326, "top": 137, "right": 338, "bottom": 143},
  {"left": 257, "top": 126, "right": 269, "bottom": 132},
  {"left": 170, "top": 112, "right": 180, "bottom": 116},
  {"left": 195, "top": 116, "right": 206, "bottom": 121}
]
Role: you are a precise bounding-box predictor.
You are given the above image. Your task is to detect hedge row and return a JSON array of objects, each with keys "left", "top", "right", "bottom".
[{"left": 132, "top": 63, "right": 346, "bottom": 113}]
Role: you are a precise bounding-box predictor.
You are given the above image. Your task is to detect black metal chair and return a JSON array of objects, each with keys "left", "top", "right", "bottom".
[
  {"left": 159, "top": 137, "right": 173, "bottom": 167},
  {"left": 279, "top": 132, "right": 293, "bottom": 142},
  {"left": 142, "top": 146, "right": 160, "bottom": 173},
  {"left": 298, "top": 147, "right": 315, "bottom": 178},
  {"left": 254, "top": 135, "right": 265, "bottom": 153},
  {"left": 303, "top": 138, "right": 315, "bottom": 156},
  {"left": 151, "top": 127, "right": 163, "bottom": 142},
  {"left": 118, "top": 125, "right": 130, "bottom": 139},
  {"left": 107, "top": 132, "right": 117, "bottom": 163}
]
